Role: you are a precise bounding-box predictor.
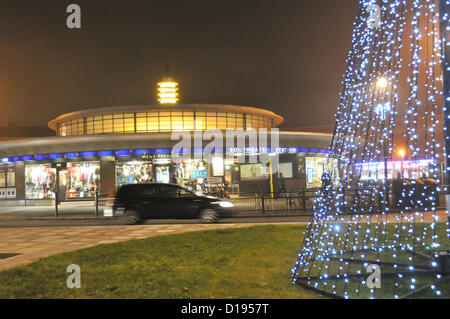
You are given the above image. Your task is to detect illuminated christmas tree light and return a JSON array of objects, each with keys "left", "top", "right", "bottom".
[{"left": 292, "top": 0, "right": 450, "bottom": 299}]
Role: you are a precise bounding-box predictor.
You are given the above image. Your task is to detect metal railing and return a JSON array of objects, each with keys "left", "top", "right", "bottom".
[
  {"left": 230, "top": 190, "right": 318, "bottom": 213},
  {"left": 52, "top": 184, "right": 447, "bottom": 216},
  {"left": 230, "top": 183, "right": 447, "bottom": 214},
  {"left": 55, "top": 191, "right": 108, "bottom": 216}
]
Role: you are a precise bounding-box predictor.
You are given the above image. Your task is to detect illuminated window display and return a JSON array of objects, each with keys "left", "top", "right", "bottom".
[
  {"left": 174, "top": 160, "right": 209, "bottom": 191},
  {"left": 240, "top": 164, "right": 269, "bottom": 181},
  {"left": 25, "top": 164, "right": 56, "bottom": 199},
  {"left": 0, "top": 169, "right": 5, "bottom": 187},
  {"left": 211, "top": 156, "right": 224, "bottom": 176},
  {"left": 176, "top": 160, "right": 208, "bottom": 179},
  {"left": 224, "top": 159, "right": 235, "bottom": 183},
  {"left": 356, "top": 159, "right": 435, "bottom": 181},
  {"left": 116, "top": 161, "right": 153, "bottom": 187},
  {"left": 59, "top": 162, "right": 100, "bottom": 199},
  {"left": 7, "top": 168, "right": 15, "bottom": 187},
  {"left": 301, "top": 156, "right": 339, "bottom": 188},
  {"left": 0, "top": 168, "right": 16, "bottom": 199},
  {"left": 305, "top": 157, "right": 326, "bottom": 188},
  {"left": 155, "top": 165, "right": 170, "bottom": 183},
  {"left": 278, "top": 162, "right": 293, "bottom": 178}
]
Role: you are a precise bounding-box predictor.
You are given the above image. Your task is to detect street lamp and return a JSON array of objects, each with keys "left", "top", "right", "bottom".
[
  {"left": 376, "top": 76, "right": 388, "bottom": 89},
  {"left": 397, "top": 148, "right": 406, "bottom": 178}
]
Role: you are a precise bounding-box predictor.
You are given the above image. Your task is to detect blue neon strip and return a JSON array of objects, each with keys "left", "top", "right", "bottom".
[
  {"left": 33, "top": 154, "right": 47, "bottom": 160},
  {"left": 48, "top": 154, "right": 61, "bottom": 159},
  {"left": 64, "top": 153, "right": 78, "bottom": 158},
  {"left": 208, "top": 147, "right": 223, "bottom": 153},
  {"left": 153, "top": 148, "right": 169, "bottom": 155},
  {"left": 133, "top": 149, "right": 150, "bottom": 155},
  {"left": 2, "top": 146, "right": 329, "bottom": 164},
  {"left": 81, "top": 151, "right": 97, "bottom": 157},
  {"left": 97, "top": 150, "right": 113, "bottom": 157},
  {"left": 115, "top": 150, "right": 131, "bottom": 156}
]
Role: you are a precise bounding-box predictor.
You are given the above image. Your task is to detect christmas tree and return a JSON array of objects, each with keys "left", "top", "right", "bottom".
[{"left": 292, "top": 0, "right": 450, "bottom": 299}]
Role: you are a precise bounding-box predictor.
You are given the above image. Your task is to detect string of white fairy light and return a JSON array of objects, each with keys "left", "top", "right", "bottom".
[{"left": 292, "top": 0, "right": 447, "bottom": 299}]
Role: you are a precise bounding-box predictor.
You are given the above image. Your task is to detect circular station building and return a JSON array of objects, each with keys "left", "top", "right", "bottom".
[{"left": 0, "top": 80, "right": 332, "bottom": 206}]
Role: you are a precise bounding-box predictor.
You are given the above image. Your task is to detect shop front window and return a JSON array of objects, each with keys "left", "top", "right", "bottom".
[
  {"left": 59, "top": 162, "right": 100, "bottom": 199},
  {"left": 174, "top": 159, "right": 208, "bottom": 191},
  {"left": 224, "top": 159, "right": 235, "bottom": 184},
  {"left": 0, "top": 167, "right": 16, "bottom": 199},
  {"left": 279, "top": 162, "right": 293, "bottom": 178},
  {"left": 305, "top": 157, "right": 326, "bottom": 188},
  {"left": 116, "top": 161, "right": 153, "bottom": 188},
  {"left": 240, "top": 163, "right": 269, "bottom": 181},
  {"left": 0, "top": 169, "right": 5, "bottom": 188},
  {"left": 25, "top": 164, "right": 56, "bottom": 199},
  {"left": 7, "top": 168, "right": 15, "bottom": 187},
  {"left": 155, "top": 165, "right": 170, "bottom": 183},
  {"left": 303, "top": 156, "right": 339, "bottom": 188},
  {"left": 357, "top": 159, "right": 435, "bottom": 181},
  {"left": 152, "top": 155, "right": 172, "bottom": 184}
]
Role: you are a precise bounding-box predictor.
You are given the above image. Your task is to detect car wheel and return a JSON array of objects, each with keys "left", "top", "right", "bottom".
[
  {"left": 199, "top": 209, "right": 219, "bottom": 223},
  {"left": 123, "top": 209, "right": 142, "bottom": 225}
]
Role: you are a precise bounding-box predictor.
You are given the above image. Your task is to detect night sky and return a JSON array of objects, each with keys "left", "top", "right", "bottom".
[{"left": 0, "top": 0, "right": 359, "bottom": 128}]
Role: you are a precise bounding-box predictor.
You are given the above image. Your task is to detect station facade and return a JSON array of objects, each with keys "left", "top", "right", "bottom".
[{"left": 0, "top": 103, "right": 333, "bottom": 205}]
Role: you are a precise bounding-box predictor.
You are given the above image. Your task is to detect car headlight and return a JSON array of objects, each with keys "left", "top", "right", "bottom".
[
  {"left": 214, "top": 201, "right": 234, "bottom": 208},
  {"left": 104, "top": 207, "right": 113, "bottom": 217}
]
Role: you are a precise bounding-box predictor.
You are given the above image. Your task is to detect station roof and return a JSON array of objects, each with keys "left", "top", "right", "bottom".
[{"left": 48, "top": 104, "right": 285, "bottom": 130}]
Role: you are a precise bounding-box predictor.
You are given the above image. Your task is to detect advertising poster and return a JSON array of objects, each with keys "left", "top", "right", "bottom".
[{"left": 240, "top": 164, "right": 269, "bottom": 180}]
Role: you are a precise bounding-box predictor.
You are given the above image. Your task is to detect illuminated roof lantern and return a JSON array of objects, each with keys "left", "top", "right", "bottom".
[
  {"left": 157, "top": 64, "right": 179, "bottom": 104},
  {"left": 157, "top": 77, "right": 179, "bottom": 104}
]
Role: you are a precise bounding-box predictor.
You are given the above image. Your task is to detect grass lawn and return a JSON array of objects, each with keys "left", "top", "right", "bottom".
[{"left": 0, "top": 224, "right": 323, "bottom": 299}]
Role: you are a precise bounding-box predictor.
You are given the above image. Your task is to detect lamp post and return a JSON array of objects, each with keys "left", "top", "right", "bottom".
[
  {"left": 397, "top": 148, "right": 406, "bottom": 179},
  {"left": 376, "top": 76, "right": 388, "bottom": 89}
]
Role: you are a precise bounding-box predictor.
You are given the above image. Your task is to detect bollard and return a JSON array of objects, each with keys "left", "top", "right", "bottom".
[
  {"left": 261, "top": 193, "right": 265, "bottom": 213},
  {"left": 55, "top": 190, "right": 59, "bottom": 217},
  {"left": 95, "top": 190, "right": 99, "bottom": 216}
]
